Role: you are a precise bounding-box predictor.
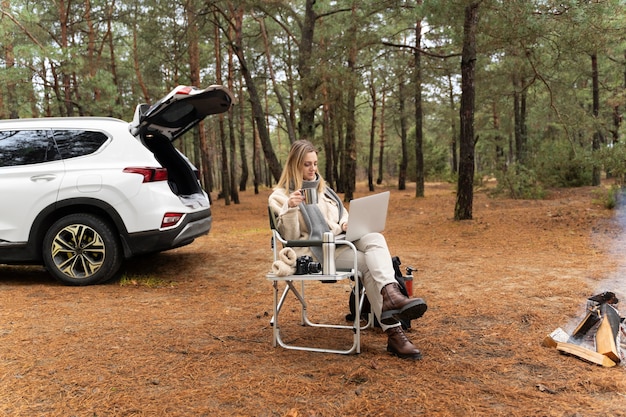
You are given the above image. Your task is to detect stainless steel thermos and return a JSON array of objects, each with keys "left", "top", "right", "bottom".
[{"left": 322, "top": 232, "right": 335, "bottom": 275}]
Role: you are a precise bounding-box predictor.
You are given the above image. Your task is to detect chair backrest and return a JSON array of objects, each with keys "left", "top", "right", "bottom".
[
  {"left": 268, "top": 206, "right": 278, "bottom": 231},
  {"left": 268, "top": 207, "right": 279, "bottom": 257},
  {"left": 267, "top": 205, "right": 359, "bottom": 282}
]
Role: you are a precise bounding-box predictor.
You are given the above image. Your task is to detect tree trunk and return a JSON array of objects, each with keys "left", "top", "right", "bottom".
[
  {"left": 214, "top": 21, "right": 231, "bottom": 205},
  {"left": 448, "top": 74, "right": 458, "bottom": 174},
  {"left": 258, "top": 17, "right": 296, "bottom": 144},
  {"left": 377, "top": 90, "right": 386, "bottom": 185},
  {"left": 234, "top": 44, "right": 248, "bottom": 192},
  {"left": 398, "top": 76, "right": 408, "bottom": 190},
  {"left": 224, "top": 24, "right": 239, "bottom": 204},
  {"left": 321, "top": 80, "right": 336, "bottom": 189},
  {"left": 368, "top": 77, "right": 377, "bottom": 192},
  {"left": 343, "top": 4, "right": 359, "bottom": 201},
  {"left": 414, "top": 14, "right": 424, "bottom": 197},
  {"left": 493, "top": 101, "right": 505, "bottom": 171},
  {"left": 287, "top": 38, "right": 297, "bottom": 142},
  {"left": 513, "top": 81, "right": 521, "bottom": 163},
  {"left": 228, "top": 110, "right": 239, "bottom": 203},
  {"left": 454, "top": 2, "right": 479, "bottom": 221},
  {"left": 187, "top": 0, "right": 211, "bottom": 197},
  {"left": 521, "top": 88, "right": 527, "bottom": 156},
  {"left": 58, "top": 0, "right": 73, "bottom": 116},
  {"left": 336, "top": 99, "right": 347, "bottom": 194},
  {"left": 85, "top": 0, "right": 101, "bottom": 103},
  {"left": 106, "top": 1, "right": 122, "bottom": 111},
  {"left": 591, "top": 52, "right": 602, "bottom": 186},
  {"left": 344, "top": 68, "right": 357, "bottom": 201},
  {"left": 513, "top": 75, "right": 527, "bottom": 165},
  {"left": 298, "top": 0, "right": 318, "bottom": 141},
  {"left": 252, "top": 116, "right": 262, "bottom": 193},
  {"left": 230, "top": 6, "right": 282, "bottom": 182},
  {"left": 2, "top": 0, "right": 18, "bottom": 119},
  {"left": 131, "top": 3, "right": 150, "bottom": 103}
]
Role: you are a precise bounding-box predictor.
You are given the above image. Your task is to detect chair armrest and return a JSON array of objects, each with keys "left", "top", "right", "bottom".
[
  {"left": 272, "top": 230, "right": 358, "bottom": 269},
  {"left": 285, "top": 239, "right": 322, "bottom": 247}
]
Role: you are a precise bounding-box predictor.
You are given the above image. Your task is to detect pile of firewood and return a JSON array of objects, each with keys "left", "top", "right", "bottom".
[{"left": 544, "top": 292, "right": 626, "bottom": 367}]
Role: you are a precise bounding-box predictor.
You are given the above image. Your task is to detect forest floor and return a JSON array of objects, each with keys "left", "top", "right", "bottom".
[{"left": 1, "top": 180, "right": 626, "bottom": 417}]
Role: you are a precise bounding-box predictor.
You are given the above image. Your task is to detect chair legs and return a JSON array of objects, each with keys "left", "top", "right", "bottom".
[{"left": 269, "top": 275, "right": 366, "bottom": 354}]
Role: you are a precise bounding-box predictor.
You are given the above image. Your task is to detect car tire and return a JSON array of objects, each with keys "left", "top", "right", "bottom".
[{"left": 42, "top": 213, "right": 123, "bottom": 286}]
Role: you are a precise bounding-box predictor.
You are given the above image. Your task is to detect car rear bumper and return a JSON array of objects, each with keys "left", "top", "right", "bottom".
[
  {"left": 0, "top": 207, "right": 212, "bottom": 263},
  {"left": 123, "top": 208, "right": 212, "bottom": 256}
]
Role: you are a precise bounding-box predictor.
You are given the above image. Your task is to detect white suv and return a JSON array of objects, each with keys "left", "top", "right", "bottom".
[{"left": 0, "top": 85, "right": 233, "bottom": 285}]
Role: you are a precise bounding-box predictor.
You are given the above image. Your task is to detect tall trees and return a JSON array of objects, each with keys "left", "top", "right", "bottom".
[
  {"left": 342, "top": 2, "right": 359, "bottom": 201},
  {"left": 297, "top": 0, "right": 318, "bottom": 142},
  {"left": 1, "top": 0, "right": 625, "bottom": 205},
  {"left": 217, "top": 3, "right": 283, "bottom": 183},
  {"left": 0, "top": 0, "right": 18, "bottom": 119},
  {"left": 257, "top": 16, "right": 296, "bottom": 144},
  {"left": 455, "top": 2, "right": 479, "bottom": 221},
  {"left": 413, "top": 7, "right": 425, "bottom": 197},
  {"left": 591, "top": 52, "right": 602, "bottom": 186},
  {"left": 185, "top": 0, "right": 214, "bottom": 199}
]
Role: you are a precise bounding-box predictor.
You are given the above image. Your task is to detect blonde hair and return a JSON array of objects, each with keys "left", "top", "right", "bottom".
[{"left": 276, "top": 140, "right": 326, "bottom": 193}]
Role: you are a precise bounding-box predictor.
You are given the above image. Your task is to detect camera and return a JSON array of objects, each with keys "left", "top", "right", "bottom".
[{"left": 295, "top": 255, "right": 322, "bottom": 275}]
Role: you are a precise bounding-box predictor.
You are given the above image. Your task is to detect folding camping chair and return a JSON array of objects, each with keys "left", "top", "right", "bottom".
[{"left": 266, "top": 207, "right": 371, "bottom": 354}]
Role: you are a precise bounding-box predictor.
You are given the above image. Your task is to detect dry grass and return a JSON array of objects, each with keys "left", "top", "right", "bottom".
[{"left": 1, "top": 181, "right": 626, "bottom": 416}]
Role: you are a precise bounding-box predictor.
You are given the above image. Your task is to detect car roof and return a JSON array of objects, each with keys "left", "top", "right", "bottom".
[{"left": 0, "top": 117, "right": 126, "bottom": 127}]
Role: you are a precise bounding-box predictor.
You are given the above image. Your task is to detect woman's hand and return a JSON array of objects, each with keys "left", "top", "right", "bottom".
[
  {"left": 287, "top": 190, "right": 304, "bottom": 208},
  {"left": 341, "top": 222, "right": 348, "bottom": 232}
]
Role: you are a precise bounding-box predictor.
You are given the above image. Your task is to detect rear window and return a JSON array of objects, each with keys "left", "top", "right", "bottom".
[
  {"left": 53, "top": 130, "right": 108, "bottom": 159},
  {"left": 0, "top": 130, "right": 60, "bottom": 167}
]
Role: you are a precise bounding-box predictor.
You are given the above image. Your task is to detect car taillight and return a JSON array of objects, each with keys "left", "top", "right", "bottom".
[
  {"left": 123, "top": 167, "right": 168, "bottom": 183},
  {"left": 162, "top": 212, "right": 183, "bottom": 228},
  {"left": 176, "top": 86, "right": 193, "bottom": 95}
]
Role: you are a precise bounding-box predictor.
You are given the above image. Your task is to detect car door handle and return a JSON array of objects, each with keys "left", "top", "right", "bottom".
[{"left": 30, "top": 174, "right": 57, "bottom": 182}]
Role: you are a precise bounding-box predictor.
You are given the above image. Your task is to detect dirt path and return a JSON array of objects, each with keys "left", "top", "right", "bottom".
[{"left": 1, "top": 182, "right": 625, "bottom": 416}]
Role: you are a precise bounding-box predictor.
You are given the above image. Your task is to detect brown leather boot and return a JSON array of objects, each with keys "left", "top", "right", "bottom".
[
  {"left": 386, "top": 326, "right": 422, "bottom": 360},
  {"left": 380, "top": 283, "right": 427, "bottom": 325}
]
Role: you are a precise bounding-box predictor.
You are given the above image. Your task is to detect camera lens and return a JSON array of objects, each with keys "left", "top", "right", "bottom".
[{"left": 308, "top": 262, "right": 321, "bottom": 274}]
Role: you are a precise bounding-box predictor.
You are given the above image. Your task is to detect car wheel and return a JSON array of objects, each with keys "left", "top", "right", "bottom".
[{"left": 42, "top": 213, "right": 123, "bottom": 285}]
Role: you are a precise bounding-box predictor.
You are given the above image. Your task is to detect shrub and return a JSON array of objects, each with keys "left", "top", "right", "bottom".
[
  {"left": 592, "top": 184, "right": 623, "bottom": 210},
  {"left": 534, "top": 140, "right": 593, "bottom": 187},
  {"left": 493, "top": 163, "right": 545, "bottom": 199}
]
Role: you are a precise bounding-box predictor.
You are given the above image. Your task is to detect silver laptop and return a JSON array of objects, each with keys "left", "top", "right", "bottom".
[{"left": 342, "top": 191, "right": 390, "bottom": 241}]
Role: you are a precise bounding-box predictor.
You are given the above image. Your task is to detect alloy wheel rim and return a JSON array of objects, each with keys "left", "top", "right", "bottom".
[{"left": 50, "top": 224, "right": 105, "bottom": 279}]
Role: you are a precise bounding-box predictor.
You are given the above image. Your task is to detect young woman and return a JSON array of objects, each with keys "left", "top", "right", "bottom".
[{"left": 268, "top": 140, "right": 427, "bottom": 360}]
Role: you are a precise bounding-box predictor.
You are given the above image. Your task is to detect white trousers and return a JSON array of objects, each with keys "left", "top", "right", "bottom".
[{"left": 335, "top": 232, "right": 400, "bottom": 331}]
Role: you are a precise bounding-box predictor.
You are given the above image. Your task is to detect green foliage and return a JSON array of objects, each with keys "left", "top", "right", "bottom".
[
  {"left": 422, "top": 134, "right": 451, "bottom": 180},
  {"left": 534, "top": 139, "right": 593, "bottom": 188},
  {"left": 591, "top": 184, "right": 623, "bottom": 210},
  {"left": 493, "top": 163, "right": 545, "bottom": 199},
  {"left": 401, "top": 127, "right": 451, "bottom": 182},
  {"left": 1, "top": 0, "right": 625, "bottom": 196},
  {"left": 598, "top": 142, "right": 626, "bottom": 186}
]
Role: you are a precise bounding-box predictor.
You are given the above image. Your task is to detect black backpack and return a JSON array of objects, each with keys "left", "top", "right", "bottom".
[{"left": 345, "top": 256, "right": 412, "bottom": 330}]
